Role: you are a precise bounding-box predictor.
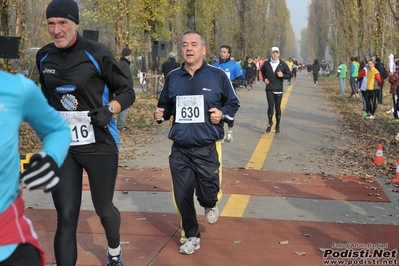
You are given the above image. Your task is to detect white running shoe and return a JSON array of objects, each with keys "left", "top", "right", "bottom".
[
  {"left": 226, "top": 131, "right": 233, "bottom": 142},
  {"left": 204, "top": 206, "right": 219, "bottom": 224},
  {"left": 179, "top": 237, "right": 200, "bottom": 255}
]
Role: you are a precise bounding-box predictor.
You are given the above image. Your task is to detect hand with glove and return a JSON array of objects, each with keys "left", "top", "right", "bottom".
[
  {"left": 20, "top": 152, "right": 61, "bottom": 193},
  {"left": 88, "top": 105, "right": 113, "bottom": 128}
]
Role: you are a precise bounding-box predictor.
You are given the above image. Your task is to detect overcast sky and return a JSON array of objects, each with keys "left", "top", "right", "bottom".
[{"left": 286, "top": 0, "right": 310, "bottom": 39}]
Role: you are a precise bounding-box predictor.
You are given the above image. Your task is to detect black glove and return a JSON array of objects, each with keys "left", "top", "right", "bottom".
[
  {"left": 88, "top": 106, "right": 112, "bottom": 128},
  {"left": 20, "top": 152, "right": 61, "bottom": 193},
  {"left": 231, "top": 76, "right": 243, "bottom": 87}
]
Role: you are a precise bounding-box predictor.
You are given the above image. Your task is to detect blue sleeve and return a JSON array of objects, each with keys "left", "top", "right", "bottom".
[
  {"left": 233, "top": 64, "right": 243, "bottom": 79},
  {"left": 220, "top": 73, "right": 240, "bottom": 118},
  {"left": 21, "top": 75, "right": 71, "bottom": 166}
]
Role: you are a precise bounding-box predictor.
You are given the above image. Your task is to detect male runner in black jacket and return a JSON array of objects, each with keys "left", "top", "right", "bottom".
[{"left": 36, "top": 0, "right": 135, "bottom": 265}]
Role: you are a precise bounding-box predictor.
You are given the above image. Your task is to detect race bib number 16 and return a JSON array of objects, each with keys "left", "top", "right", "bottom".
[
  {"left": 59, "top": 111, "right": 96, "bottom": 146},
  {"left": 175, "top": 95, "right": 205, "bottom": 123}
]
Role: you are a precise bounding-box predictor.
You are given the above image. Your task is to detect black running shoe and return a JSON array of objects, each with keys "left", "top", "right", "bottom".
[
  {"left": 266, "top": 123, "right": 273, "bottom": 133},
  {"left": 275, "top": 126, "right": 280, "bottom": 135},
  {"left": 107, "top": 253, "right": 123, "bottom": 266}
]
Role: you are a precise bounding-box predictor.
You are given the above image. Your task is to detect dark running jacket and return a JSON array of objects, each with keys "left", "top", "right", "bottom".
[
  {"left": 36, "top": 33, "right": 135, "bottom": 153},
  {"left": 157, "top": 60, "right": 240, "bottom": 148},
  {"left": 260, "top": 59, "right": 291, "bottom": 93}
]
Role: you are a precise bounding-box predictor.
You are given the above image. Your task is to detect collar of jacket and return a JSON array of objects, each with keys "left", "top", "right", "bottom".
[
  {"left": 120, "top": 56, "right": 131, "bottom": 65},
  {"left": 219, "top": 57, "right": 231, "bottom": 64},
  {"left": 269, "top": 58, "right": 279, "bottom": 64},
  {"left": 180, "top": 60, "right": 207, "bottom": 76}
]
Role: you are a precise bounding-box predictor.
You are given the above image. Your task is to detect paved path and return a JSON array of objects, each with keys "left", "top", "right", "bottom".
[{"left": 24, "top": 71, "right": 399, "bottom": 265}]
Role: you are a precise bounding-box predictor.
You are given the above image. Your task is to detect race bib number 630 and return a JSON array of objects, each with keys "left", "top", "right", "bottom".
[{"left": 175, "top": 95, "right": 205, "bottom": 123}]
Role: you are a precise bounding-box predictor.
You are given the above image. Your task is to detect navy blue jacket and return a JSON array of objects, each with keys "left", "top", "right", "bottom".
[{"left": 158, "top": 61, "right": 240, "bottom": 148}]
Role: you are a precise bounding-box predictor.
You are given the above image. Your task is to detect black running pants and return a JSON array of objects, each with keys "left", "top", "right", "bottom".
[
  {"left": 365, "top": 90, "right": 377, "bottom": 115},
  {"left": 0, "top": 244, "right": 41, "bottom": 266},
  {"left": 266, "top": 90, "right": 283, "bottom": 127},
  {"left": 51, "top": 153, "right": 120, "bottom": 266}
]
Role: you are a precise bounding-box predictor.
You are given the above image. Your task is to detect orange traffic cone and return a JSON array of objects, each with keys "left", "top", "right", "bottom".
[
  {"left": 393, "top": 159, "right": 399, "bottom": 183},
  {"left": 373, "top": 144, "right": 384, "bottom": 165}
]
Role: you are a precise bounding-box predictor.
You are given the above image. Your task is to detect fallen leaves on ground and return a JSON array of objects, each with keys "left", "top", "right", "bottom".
[
  {"left": 312, "top": 78, "right": 399, "bottom": 191},
  {"left": 295, "top": 251, "right": 307, "bottom": 256}
]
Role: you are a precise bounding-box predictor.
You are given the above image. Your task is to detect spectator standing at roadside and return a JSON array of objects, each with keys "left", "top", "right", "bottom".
[
  {"left": 161, "top": 52, "right": 180, "bottom": 77},
  {"left": 260, "top": 46, "right": 291, "bottom": 134},
  {"left": 357, "top": 58, "right": 369, "bottom": 117},
  {"left": 321, "top": 60, "right": 327, "bottom": 76},
  {"left": 337, "top": 60, "right": 348, "bottom": 95},
  {"left": 36, "top": 0, "right": 135, "bottom": 265},
  {"left": 137, "top": 56, "right": 147, "bottom": 89},
  {"left": 214, "top": 45, "right": 243, "bottom": 142},
  {"left": 349, "top": 57, "right": 360, "bottom": 98},
  {"left": 117, "top": 47, "right": 134, "bottom": 132},
  {"left": 389, "top": 54, "right": 398, "bottom": 74},
  {"left": 388, "top": 60, "right": 399, "bottom": 119},
  {"left": 0, "top": 70, "right": 70, "bottom": 266},
  {"left": 154, "top": 30, "right": 240, "bottom": 255},
  {"left": 374, "top": 57, "right": 389, "bottom": 104},
  {"left": 387, "top": 55, "right": 399, "bottom": 114},
  {"left": 364, "top": 59, "right": 383, "bottom": 119}
]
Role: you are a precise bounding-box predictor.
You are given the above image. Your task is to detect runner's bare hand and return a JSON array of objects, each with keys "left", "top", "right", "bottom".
[
  {"left": 209, "top": 108, "right": 223, "bottom": 124},
  {"left": 154, "top": 108, "right": 164, "bottom": 122}
]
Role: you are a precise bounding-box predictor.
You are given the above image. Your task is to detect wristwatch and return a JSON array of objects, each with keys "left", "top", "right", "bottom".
[{"left": 106, "top": 105, "right": 115, "bottom": 114}]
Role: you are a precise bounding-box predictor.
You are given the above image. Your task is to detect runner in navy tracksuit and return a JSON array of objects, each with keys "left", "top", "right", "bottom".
[
  {"left": 154, "top": 30, "right": 240, "bottom": 255},
  {"left": 36, "top": 0, "right": 135, "bottom": 265}
]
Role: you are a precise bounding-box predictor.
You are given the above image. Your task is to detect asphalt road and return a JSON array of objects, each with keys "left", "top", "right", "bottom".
[{"left": 21, "top": 71, "right": 399, "bottom": 265}]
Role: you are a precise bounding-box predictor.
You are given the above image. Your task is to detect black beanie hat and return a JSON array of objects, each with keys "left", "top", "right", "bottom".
[
  {"left": 122, "top": 48, "right": 132, "bottom": 57},
  {"left": 46, "top": 0, "right": 79, "bottom": 24}
]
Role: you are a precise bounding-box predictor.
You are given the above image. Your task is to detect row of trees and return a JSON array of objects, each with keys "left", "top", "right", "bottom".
[
  {"left": 1, "top": 0, "right": 296, "bottom": 82},
  {"left": 302, "top": 0, "right": 399, "bottom": 71},
  {"left": 5, "top": 0, "right": 399, "bottom": 83}
]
